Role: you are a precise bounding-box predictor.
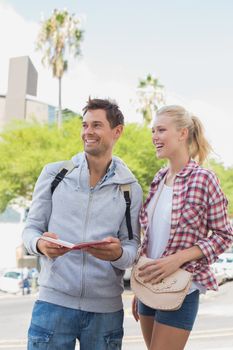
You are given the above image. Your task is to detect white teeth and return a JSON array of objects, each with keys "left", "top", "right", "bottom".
[{"left": 85, "top": 140, "right": 96, "bottom": 143}]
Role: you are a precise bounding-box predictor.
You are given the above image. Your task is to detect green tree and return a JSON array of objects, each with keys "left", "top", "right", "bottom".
[
  {"left": 115, "top": 124, "right": 165, "bottom": 196},
  {"left": 0, "top": 120, "right": 163, "bottom": 211},
  {"left": 2, "top": 120, "right": 232, "bottom": 216},
  {"left": 137, "top": 74, "right": 165, "bottom": 125},
  {"left": 208, "top": 159, "right": 233, "bottom": 217},
  {"left": 36, "top": 9, "right": 83, "bottom": 128},
  {"left": 0, "top": 118, "right": 82, "bottom": 211}
]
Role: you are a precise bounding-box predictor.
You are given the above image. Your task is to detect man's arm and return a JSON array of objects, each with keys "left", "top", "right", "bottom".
[{"left": 22, "top": 163, "right": 66, "bottom": 257}]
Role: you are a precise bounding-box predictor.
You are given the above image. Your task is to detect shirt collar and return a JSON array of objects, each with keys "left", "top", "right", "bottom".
[
  {"left": 83, "top": 155, "right": 116, "bottom": 185},
  {"left": 151, "top": 159, "right": 198, "bottom": 187},
  {"left": 176, "top": 159, "right": 199, "bottom": 177},
  {"left": 99, "top": 159, "right": 116, "bottom": 184}
]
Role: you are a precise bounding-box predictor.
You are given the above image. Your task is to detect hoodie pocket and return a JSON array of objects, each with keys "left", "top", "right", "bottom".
[
  {"left": 83, "top": 257, "right": 123, "bottom": 298},
  {"left": 41, "top": 252, "right": 83, "bottom": 297}
]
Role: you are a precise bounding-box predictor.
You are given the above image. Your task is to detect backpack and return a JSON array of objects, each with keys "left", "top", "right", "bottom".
[{"left": 51, "top": 160, "right": 133, "bottom": 240}]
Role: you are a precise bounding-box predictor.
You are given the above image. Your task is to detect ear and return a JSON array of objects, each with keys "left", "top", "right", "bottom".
[
  {"left": 113, "top": 125, "right": 124, "bottom": 140},
  {"left": 179, "top": 127, "right": 189, "bottom": 142}
]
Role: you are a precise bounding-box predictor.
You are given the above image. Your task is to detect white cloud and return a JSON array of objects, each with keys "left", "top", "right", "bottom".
[
  {"left": 0, "top": 2, "right": 139, "bottom": 121},
  {"left": 0, "top": 3, "right": 38, "bottom": 91}
]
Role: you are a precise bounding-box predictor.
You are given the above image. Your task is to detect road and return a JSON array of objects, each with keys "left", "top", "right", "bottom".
[{"left": 0, "top": 281, "right": 233, "bottom": 349}]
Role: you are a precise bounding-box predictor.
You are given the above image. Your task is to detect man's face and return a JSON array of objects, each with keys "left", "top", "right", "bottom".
[{"left": 81, "top": 109, "right": 123, "bottom": 158}]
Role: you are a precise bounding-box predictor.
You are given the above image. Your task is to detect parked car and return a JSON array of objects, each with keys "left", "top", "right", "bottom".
[
  {"left": 0, "top": 268, "right": 23, "bottom": 294},
  {"left": 214, "top": 253, "right": 233, "bottom": 280},
  {"left": 226, "top": 245, "right": 233, "bottom": 253},
  {"left": 210, "top": 264, "right": 227, "bottom": 286}
]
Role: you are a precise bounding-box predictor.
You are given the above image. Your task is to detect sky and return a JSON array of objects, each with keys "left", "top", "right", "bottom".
[{"left": 0, "top": 0, "right": 233, "bottom": 166}]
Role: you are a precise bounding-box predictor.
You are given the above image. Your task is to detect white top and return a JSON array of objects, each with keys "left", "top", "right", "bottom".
[
  {"left": 147, "top": 183, "right": 172, "bottom": 259},
  {"left": 147, "top": 182, "right": 206, "bottom": 294}
]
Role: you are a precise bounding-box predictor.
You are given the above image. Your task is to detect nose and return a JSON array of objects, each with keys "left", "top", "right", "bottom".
[
  {"left": 152, "top": 131, "right": 158, "bottom": 142},
  {"left": 83, "top": 125, "right": 94, "bottom": 134}
]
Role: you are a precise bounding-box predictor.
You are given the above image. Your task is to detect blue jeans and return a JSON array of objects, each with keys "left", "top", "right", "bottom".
[{"left": 28, "top": 300, "right": 124, "bottom": 350}]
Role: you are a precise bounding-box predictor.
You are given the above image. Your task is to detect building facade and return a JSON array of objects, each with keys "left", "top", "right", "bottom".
[{"left": 0, "top": 56, "right": 56, "bottom": 130}]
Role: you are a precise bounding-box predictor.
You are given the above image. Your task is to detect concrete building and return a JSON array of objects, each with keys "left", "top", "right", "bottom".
[{"left": 0, "top": 56, "right": 56, "bottom": 129}]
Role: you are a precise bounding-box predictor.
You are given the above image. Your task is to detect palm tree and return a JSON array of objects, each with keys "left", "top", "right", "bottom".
[
  {"left": 36, "top": 9, "right": 83, "bottom": 128},
  {"left": 137, "top": 74, "right": 165, "bottom": 125}
]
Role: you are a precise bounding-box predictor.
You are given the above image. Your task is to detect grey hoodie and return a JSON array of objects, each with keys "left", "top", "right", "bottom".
[{"left": 22, "top": 152, "right": 143, "bottom": 312}]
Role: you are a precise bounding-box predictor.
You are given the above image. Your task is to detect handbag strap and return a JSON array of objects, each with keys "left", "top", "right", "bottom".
[{"left": 147, "top": 175, "right": 166, "bottom": 218}]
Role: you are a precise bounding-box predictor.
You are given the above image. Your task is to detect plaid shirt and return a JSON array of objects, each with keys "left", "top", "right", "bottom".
[{"left": 140, "top": 160, "right": 233, "bottom": 290}]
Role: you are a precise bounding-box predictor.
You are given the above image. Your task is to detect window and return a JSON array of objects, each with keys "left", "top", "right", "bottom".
[{"left": 4, "top": 271, "right": 21, "bottom": 279}]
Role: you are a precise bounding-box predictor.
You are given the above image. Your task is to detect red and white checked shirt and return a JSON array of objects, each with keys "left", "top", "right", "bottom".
[{"left": 140, "top": 160, "right": 233, "bottom": 290}]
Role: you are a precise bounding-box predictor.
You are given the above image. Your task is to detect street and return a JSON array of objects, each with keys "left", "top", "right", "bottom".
[{"left": 0, "top": 281, "right": 233, "bottom": 349}]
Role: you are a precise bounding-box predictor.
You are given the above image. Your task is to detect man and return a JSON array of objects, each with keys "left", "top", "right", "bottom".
[
  {"left": 22, "top": 266, "right": 30, "bottom": 295},
  {"left": 22, "top": 98, "right": 143, "bottom": 350}
]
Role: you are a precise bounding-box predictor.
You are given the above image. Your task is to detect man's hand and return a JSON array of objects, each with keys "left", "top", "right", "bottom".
[
  {"left": 84, "top": 237, "right": 123, "bottom": 261},
  {"left": 37, "top": 232, "right": 71, "bottom": 259}
]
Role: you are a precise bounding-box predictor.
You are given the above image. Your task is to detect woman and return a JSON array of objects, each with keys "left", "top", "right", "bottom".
[{"left": 132, "top": 105, "right": 233, "bottom": 350}]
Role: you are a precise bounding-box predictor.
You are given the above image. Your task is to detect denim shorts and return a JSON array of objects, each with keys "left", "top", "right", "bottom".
[
  {"left": 138, "top": 290, "right": 199, "bottom": 331},
  {"left": 28, "top": 300, "right": 124, "bottom": 350}
]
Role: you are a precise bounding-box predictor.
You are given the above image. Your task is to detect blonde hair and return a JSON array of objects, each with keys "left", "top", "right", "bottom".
[{"left": 156, "top": 105, "right": 212, "bottom": 164}]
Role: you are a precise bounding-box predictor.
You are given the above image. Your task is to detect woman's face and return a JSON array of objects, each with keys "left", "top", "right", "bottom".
[{"left": 152, "top": 113, "right": 186, "bottom": 160}]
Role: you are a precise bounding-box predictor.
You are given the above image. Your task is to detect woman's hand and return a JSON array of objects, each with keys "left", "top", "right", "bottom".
[
  {"left": 138, "top": 253, "right": 183, "bottom": 284},
  {"left": 132, "top": 295, "right": 139, "bottom": 322}
]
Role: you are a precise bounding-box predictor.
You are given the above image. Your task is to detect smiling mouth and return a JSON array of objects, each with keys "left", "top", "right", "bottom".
[
  {"left": 85, "top": 139, "right": 98, "bottom": 145},
  {"left": 155, "top": 144, "right": 164, "bottom": 150}
]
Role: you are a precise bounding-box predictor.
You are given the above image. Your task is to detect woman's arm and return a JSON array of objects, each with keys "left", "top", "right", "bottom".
[
  {"left": 194, "top": 172, "right": 233, "bottom": 265},
  {"left": 138, "top": 246, "right": 203, "bottom": 283}
]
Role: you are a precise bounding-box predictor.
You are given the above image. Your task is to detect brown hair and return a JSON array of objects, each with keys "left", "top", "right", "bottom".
[
  {"left": 156, "top": 105, "right": 212, "bottom": 164},
  {"left": 83, "top": 98, "right": 124, "bottom": 128}
]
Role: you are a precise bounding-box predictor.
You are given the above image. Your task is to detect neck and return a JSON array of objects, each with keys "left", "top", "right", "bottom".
[
  {"left": 165, "top": 154, "right": 190, "bottom": 186},
  {"left": 168, "top": 154, "right": 190, "bottom": 176},
  {"left": 85, "top": 153, "right": 112, "bottom": 186}
]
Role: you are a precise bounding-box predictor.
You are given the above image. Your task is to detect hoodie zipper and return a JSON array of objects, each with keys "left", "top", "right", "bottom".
[{"left": 79, "top": 188, "right": 94, "bottom": 307}]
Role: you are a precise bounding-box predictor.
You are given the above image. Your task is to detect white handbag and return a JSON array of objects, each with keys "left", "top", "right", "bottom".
[{"left": 131, "top": 256, "right": 192, "bottom": 310}]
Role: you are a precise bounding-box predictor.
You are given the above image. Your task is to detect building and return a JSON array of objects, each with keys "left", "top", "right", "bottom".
[{"left": 0, "top": 56, "right": 56, "bottom": 129}]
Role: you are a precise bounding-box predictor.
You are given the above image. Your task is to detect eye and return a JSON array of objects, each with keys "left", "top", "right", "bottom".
[{"left": 93, "top": 122, "right": 103, "bottom": 129}]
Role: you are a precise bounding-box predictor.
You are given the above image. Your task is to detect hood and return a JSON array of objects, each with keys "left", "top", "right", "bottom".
[
  {"left": 111, "top": 155, "right": 138, "bottom": 185},
  {"left": 71, "top": 152, "right": 137, "bottom": 186}
]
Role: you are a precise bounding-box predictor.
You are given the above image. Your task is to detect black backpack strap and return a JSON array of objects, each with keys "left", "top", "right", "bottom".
[
  {"left": 51, "top": 160, "right": 76, "bottom": 195},
  {"left": 120, "top": 184, "right": 133, "bottom": 240}
]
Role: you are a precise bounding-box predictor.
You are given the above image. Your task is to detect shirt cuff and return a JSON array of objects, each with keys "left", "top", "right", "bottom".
[
  {"left": 110, "top": 248, "right": 128, "bottom": 270},
  {"left": 194, "top": 241, "right": 215, "bottom": 265},
  {"left": 31, "top": 236, "right": 44, "bottom": 256}
]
